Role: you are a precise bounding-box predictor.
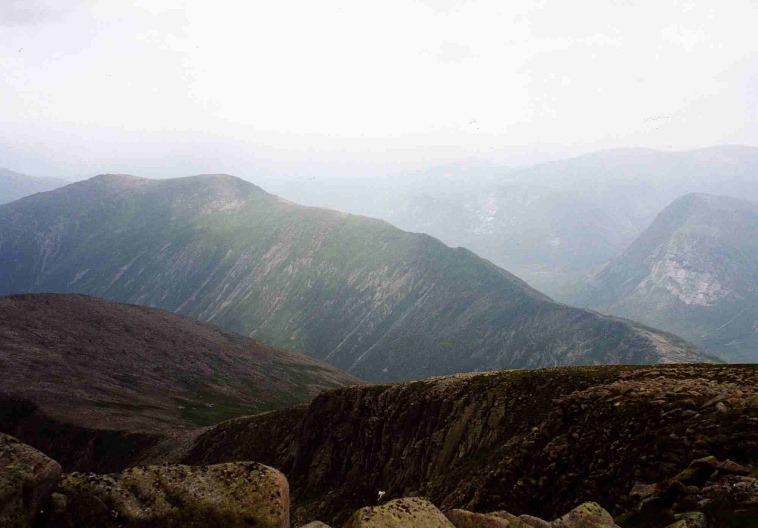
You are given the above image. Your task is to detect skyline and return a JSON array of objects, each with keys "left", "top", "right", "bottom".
[{"left": 1, "top": 0, "right": 756, "bottom": 180}]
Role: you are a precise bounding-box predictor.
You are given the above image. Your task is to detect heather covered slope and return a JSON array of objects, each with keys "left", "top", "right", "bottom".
[
  {"left": 0, "top": 167, "right": 66, "bottom": 204},
  {"left": 577, "top": 193, "right": 758, "bottom": 363},
  {"left": 0, "top": 174, "right": 712, "bottom": 381},
  {"left": 182, "top": 364, "right": 758, "bottom": 526},
  {"left": 0, "top": 293, "right": 359, "bottom": 433}
]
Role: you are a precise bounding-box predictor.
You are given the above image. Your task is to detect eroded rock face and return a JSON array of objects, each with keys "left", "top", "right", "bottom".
[
  {"left": 342, "top": 497, "right": 454, "bottom": 527},
  {"left": 251, "top": 365, "right": 755, "bottom": 524},
  {"left": 0, "top": 433, "right": 62, "bottom": 528},
  {"left": 46, "top": 461, "right": 289, "bottom": 528}
]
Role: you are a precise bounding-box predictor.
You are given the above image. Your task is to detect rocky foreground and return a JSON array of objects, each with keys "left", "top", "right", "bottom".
[
  {"left": 2, "top": 364, "right": 756, "bottom": 527},
  {"left": 2, "top": 432, "right": 754, "bottom": 528}
]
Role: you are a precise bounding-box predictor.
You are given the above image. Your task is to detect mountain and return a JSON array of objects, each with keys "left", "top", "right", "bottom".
[
  {"left": 0, "top": 168, "right": 67, "bottom": 204},
  {"left": 182, "top": 364, "right": 757, "bottom": 526},
  {"left": 576, "top": 193, "right": 758, "bottom": 363},
  {"left": 257, "top": 146, "right": 758, "bottom": 301},
  {"left": 0, "top": 293, "right": 359, "bottom": 433},
  {"left": 0, "top": 174, "right": 713, "bottom": 382}
]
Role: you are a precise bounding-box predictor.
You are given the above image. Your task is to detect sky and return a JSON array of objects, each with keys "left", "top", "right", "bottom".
[{"left": 0, "top": 0, "right": 756, "bottom": 180}]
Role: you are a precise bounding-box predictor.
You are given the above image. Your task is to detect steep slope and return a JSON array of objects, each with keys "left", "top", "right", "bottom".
[
  {"left": 259, "top": 146, "right": 758, "bottom": 301},
  {"left": 0, "top": 293, "right": 359, "bottom": 433},
  {"left": 0, "top": 167, "right": 67, "bottom": 204},
  {"left": 577, "top": 193, "right": 758, "bottom": 363},
  {"left": 0, "top": 174, "right": 712, "bottom": 382},
  {"left": 182, "top": 364, "right": 758, "bottom": 526}
]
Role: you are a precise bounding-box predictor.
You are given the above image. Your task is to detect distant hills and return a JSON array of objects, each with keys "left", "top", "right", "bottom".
[
  {"left": 577, "top": 193, "right": 758, "bottom": 363},
  {"left": 0, "top": 174, "right": 712, "bottom": 382},
  {"left": 0, "top": 167, "right": 67, "bottom": 205},
  {"left": 264, "top": 146, "right": 758, "bottom": 301},
  {"left": 0, "top": 293, "right": 359, "bottom": 433}
]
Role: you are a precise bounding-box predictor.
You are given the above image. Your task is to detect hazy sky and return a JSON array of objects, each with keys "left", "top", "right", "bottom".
[{"left": 1, "top": 0, "right": 756, "bottom": 179}]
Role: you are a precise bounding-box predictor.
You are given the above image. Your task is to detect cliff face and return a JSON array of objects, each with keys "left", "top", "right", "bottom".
[
  {"left": 184, "top": 365, "right": 757, "bottom": 526},
  {"left": 0, "top": 175, "right": 712, "bottom": 382},
  {"left": 577, "top": 193, "right": 758, "bottom": 362}
]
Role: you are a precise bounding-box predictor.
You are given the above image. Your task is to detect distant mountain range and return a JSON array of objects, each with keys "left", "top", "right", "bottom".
[
  {"left": 0, "top": 174, "right": 712, "bottom": 382},
  {"left": 262, "top": 146, "right": 758, "bottom": 302},
  {"left": 577, "top": 193, "right": 758, "bottom": 363},
  {"left": 0, "top": 293, "right": 358, "bottom": 433},
  {"left": 0, "top": 168, "right": 67, "bottom": 205}
]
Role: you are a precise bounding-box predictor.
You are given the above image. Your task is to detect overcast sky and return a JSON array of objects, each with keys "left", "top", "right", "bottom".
[{"left": 1, "top": 0, "right": 756, "bottom": 180}]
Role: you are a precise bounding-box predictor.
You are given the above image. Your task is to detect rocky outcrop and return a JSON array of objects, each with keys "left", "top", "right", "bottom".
[
  {"left": 342, "top": 497, "right": 454, "bottom": 527},
  {"left": 45, "top": 461, "right": 289, "bottom": 528},
  {"left": 619, "top": 456, "right": 757, "bottom": 527},
  {"left": 183, "top": 404, "right": 309, "bottom": 469},
  {"left": 184, "top": 364, "right": 757, "bottom": 526},
  {"left": 0, "top": 433, "right": 62, "bottom": 528}
]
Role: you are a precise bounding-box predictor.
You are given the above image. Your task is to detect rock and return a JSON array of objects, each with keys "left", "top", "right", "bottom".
[
  {"left": 550, "top": 502, "right": 619, "bottom": 527},
  {"left": 46, "top": 461, "right": 289, "bottom": 527},
  {"left": 673, "top": 456, "right": 719, "bottom": 486},
  {"left": 444, "top": 509, "right": 513, "bottom": 527},
  {"left": 342, "top": 497, "right": 454, "bottom": 527},
  {"left": 717, "top": 459, "right": 750, "bottom": 476},
  {"left": 299, "top": 523, "right": 333, "bottom": 528},
  {"left": 664, "top": 512, "right": 707, "bottom": 528},
  {"left": 0, "top": 433, "right": 62, "bottom": 528},
  {"left": 518, "top": 515, "right": 551, "bottom": 528}
]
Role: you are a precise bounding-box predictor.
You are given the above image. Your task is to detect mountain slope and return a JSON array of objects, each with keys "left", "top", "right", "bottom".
[
  {"left": 0, "top": 174, "right": 712, "bottom": 382},
  {"left": 576, "top": 193, "right": 758, "bottom": 362},
  {"left": 0, "top": 168, "right": 67, "bottom": 204},
  {"left": 261, "top": 146, "right": 758, "bottom": 301},
  {"left": 0, "top": 293, "right": 359, "bottom": 433}
]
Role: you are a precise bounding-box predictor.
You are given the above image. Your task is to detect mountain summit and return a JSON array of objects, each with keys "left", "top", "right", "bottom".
[{"left": 0, "top": 174, "right": 713, "bottom": 381}]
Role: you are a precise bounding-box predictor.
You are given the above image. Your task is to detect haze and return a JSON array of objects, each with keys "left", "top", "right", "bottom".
[{"left": 1, "top": 0, "right": 756, "bottom": 180}]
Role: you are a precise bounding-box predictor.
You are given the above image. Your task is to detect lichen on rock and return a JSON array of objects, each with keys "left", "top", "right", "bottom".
[{"left": 46, "top": 461, "right": 289, "bottom": 527}]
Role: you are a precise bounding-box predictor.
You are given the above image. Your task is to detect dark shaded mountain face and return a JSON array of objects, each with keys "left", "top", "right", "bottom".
[
  {"left": 0, "top": 174, "right": 712, "bottom": 382},
  {"left": 0, "top": 168, "right": 67, "bottom": 205},
  {"left": 577, "top": 193, "right": 758, "bottom": 363},
  {"left": 182, "top": 364, "right": 758, "bottom": 526},
  {"left": 0, "top": 293, "right": 359, "bottom": 434},
  {"left": 260, "top": 146, "right": 758, "bottom": 301}
]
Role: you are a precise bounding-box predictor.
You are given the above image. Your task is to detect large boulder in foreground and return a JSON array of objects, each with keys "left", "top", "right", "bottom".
[
  {"left": 0, "top": 433, "right": 62, "bottom": 528},
  {"left": 550, "top": 502, "right": 619, "bottom": 527},
  {"left": 342, "top": 497, "right": 454, "bottom": 527},
  {"left": 46, "top": 461, "right": 289, "bottom": 527}
]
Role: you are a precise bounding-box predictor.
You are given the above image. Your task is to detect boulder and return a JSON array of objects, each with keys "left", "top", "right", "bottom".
[
  {"left": 342, "top": 497, "right": 454, "bottom": 527},
  {"left": 0, "top": 433, "right": 62, "bottom": 528},
  {"left": 664, "top": 512, "right": 707, "bottom": 528},
  {"left": 444, "top": 509, "right": 513, "bottom": 527},
  {"left": 550, "top": 502, "right": 619, "bottom": 528},
  {"left": 518, "top": 515, "right": 552, "bottom": 528},
  {"left": 299, "top": 523, "right": 333, "bottom": 528},
  {"left": 46, "top": 461, "right": 289, "bottom": 527}
]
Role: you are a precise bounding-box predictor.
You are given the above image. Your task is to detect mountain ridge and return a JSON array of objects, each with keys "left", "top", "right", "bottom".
[
  {"left": 577, "top": 192, "right": 758, "bottom": 362},
  {"left": 0, "top": 174, "right": 713, "bottom": 381}
]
